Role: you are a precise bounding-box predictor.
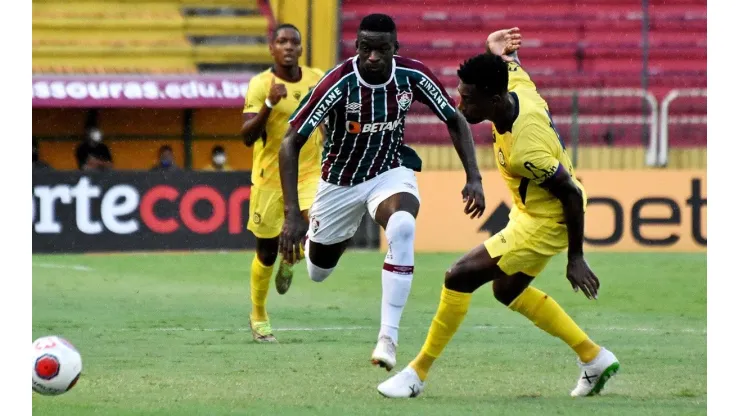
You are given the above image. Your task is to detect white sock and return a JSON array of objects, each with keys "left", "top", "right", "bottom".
[{"left": 379, "top": 211, "right": 416, "bottom": 345}]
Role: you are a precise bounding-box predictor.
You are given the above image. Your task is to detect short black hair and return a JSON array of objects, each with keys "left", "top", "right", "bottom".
[
  {"left": 212, "top": 145, "right": 225, "bottom": 154},
  {"left": 457, "top": 53, "right": 509, "bottom": 95},
  {"left": 358, "top": 13, "right": 396, "bottom": 34},
  {"left": 159, "top": 145, "right": 173, "bottom": 153},
  {"left": 272, "top": 23, "right": 300, "bottom": 41}
]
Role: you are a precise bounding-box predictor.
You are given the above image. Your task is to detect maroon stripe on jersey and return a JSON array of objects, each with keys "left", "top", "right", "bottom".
[
  {"left": 321, "top": 113, "right": 339, "bottom": 180},
  {"left": 388, "top": 119, "right": 405, "bottom": 170},
  {"left": 367, "top": 80, "right": 399, "bottom": 178},
  {"left": 338, "top": 84, "right": 372, "bottom": 186},
  {"left": 383, "top": 263, "right": 414, "bottom": 275}
]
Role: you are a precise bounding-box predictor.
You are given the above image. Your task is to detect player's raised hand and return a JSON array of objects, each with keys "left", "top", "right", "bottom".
[
  {"left": 461, "top": 178, "right": 486, "bottom": 219},
  {"left": 486, "top": 27, "right": 522, "bottom": 61},
  {"left": 268, "top": 76, "right": 288, "bottom": 107},
  {"left": 566, "top": 255, "right": 600, "bottom": 300},
  {"left": 279, "top": 209, "right": 308, "bottom": 265}
]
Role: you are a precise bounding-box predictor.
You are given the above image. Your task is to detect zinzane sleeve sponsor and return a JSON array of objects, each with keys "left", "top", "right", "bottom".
[
  {"left": 288, "top": 63, "right": 350, "bottom": 138},
  {"left": 408, "top": 61, "right": 458, "bottom": 122}
]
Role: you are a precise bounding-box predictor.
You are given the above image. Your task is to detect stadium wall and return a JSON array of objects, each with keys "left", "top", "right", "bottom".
[
  {"left": 32, "top": 170, "right": 706, "bottom": 254},
  {"left": 384, "top": 170, "right": 707, "bottom": 253}
]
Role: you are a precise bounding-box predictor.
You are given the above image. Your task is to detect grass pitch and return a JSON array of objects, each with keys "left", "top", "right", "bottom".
[{"left": 32, "top": 251, "right": 706, "bottom": 415}]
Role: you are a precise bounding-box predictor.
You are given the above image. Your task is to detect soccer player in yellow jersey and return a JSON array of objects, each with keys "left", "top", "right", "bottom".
[
  {"left": 379, "top": 28, "right": 620, "bottom": 398},
  {"left": 241, "top": 24, "right": 324, "bottom": 343}
]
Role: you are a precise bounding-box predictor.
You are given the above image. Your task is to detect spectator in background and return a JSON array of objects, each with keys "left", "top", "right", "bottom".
[
  {"left": 76, "top": 127, "right": 113, "bottom": 171},
  {"left": 204, "top": 145, "right": 232, "bottom": 171},
  {"left": 32, "top": 139, "right": 52, "bottom": 171},
  {"left": 151, "top": 145, "right": 179, "bottom": 171}
]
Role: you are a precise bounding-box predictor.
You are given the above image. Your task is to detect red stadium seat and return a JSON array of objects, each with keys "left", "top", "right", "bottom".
[{"left": 341, "top": 0, "right": 705, "bottom": 147}]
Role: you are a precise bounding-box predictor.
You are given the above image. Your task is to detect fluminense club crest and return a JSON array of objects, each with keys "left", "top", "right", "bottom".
[{"left": 396, "top": 91, "right": 413, "bottom": 111}]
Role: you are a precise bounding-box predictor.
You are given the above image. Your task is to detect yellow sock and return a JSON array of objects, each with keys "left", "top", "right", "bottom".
[
  {"left": 250, "top": 256, "right": 274, "bottom": 322},
  {"left": 509, "top": 286, "right": 601, "bottom": 363},
  {"left": 410, "top": 286, "right": 472, "bottom": 381}
]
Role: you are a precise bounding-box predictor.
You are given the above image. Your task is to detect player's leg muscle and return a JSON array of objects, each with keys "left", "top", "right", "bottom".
[
  {"left": 255, "top": 237, "right": 279, "bottom": 266},
  {"left": 492, "top": 273, "right": 535, "bottom": 305},
  {"left": 444, "top": 244, "right": 504, "bottom": 293},
  {"left": 374, "top": 192, "right": 419, "bottom": 228}
]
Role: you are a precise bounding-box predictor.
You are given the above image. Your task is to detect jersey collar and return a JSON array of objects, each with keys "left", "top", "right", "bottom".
[{"left": 352, "top": 55, "right": 396, "bottom": 88}]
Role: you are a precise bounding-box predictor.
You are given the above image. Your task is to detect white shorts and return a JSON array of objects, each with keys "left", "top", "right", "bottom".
[{"left": 308, "top": 167, "right": 421, "bottom": 245}]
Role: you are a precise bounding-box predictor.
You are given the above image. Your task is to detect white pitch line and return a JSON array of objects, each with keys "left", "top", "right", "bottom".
[
  {"left": 33, "top": 263, "right": 93, "bottom": 272},
  {"left": 137, "top": 325, "right": 705, "bottom": 335}
]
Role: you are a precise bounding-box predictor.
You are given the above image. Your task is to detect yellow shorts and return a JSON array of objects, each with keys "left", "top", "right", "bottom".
[
  {"left": 483, "top": 211, "right": 569, "bottom": 277},
  {"left": 247, "top": 182, "right": 317, "bottom": 239}
]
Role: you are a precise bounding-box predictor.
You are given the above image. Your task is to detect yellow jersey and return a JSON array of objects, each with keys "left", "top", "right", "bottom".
[
  {"left": 243, "top": 66, "right": 324, "bottom": 190},
  {"left": 493, "top": 62, "right": 586, "bottom": 222}
]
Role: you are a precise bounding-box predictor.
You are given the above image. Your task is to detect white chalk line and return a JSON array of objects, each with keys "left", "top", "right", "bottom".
[
  {"left": 127, "top": 325, "right": 705, "bottom": 335},
  {"left": 33, "top": 263, "right": 94, "bottom": 272}
]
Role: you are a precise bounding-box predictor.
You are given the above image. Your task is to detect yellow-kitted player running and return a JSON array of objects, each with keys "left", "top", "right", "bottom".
[
  {"left": 241, "top": 23, "right": 324, "bottom": 343},
  {"left": 379, "top": 28, "right": 620, "bottom": 398}
]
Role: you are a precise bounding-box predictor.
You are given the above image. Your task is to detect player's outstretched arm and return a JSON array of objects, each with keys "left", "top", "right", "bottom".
[
  {"left": 541, "top": 167, "right": 600, "bottom": 300},
  {"left": 446, "top": 111, "right": 486, "bottom": 218},
  {"left": 278, "top": 126, "right": 310, "bottom": 263},
  {"left": 485, "top": 27, "right": 522, "bottom": 65}
]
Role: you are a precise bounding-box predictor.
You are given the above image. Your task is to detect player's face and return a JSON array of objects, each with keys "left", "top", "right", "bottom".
[
  {"left": 356, "top": 31, "right": 397, "bottom": 79},
  {"left": 457, "top": 82, "right": 492, "bottom": 124},
  {"left": 270, "top": 28, "right": 302, "bottom": 66}
]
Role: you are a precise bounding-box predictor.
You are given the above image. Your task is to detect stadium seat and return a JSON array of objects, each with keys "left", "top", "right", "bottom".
[
  {"left": 340, "top": 0, "right": 706, "bottom": 147},
  {"left": 32, "top": 0, "right": 270, "bottom": 74}
]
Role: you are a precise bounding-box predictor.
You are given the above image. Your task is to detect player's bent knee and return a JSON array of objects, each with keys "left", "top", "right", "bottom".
[
  {"left": 384, "top": 211, "right": 416, "bottom": 266},
  {"left": 304, "top": 241, "right": 334, "bottom": 282},
  {"left": 385, "top": 211, "right": 416, "bottom": 243},
  {"left": 443, "top": 263, "right": 467, "bottom": 290},
  {"left": 306, "top": 257, "right": 333, "bottom": 282},
  {"left": 255, "top": 238, "right": 279, "bottom": 266}
]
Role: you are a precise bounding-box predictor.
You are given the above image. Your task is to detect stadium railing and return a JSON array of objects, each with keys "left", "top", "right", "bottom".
[{"left": 657, "top": 89, "right": 708, "bottom": 168}]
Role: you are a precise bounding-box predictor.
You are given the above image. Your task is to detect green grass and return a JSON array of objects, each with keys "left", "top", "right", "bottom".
[{"left": 32, "top": 252, "right": 707, "bottom": 415}]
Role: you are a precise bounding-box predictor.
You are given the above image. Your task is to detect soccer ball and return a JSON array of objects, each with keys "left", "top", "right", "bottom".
[{"left": 32, "top": 336, "right": 82, "bottom": 396}]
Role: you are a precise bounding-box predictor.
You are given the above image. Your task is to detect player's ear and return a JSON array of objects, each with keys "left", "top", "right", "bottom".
[
  {"left": 394, "top": 41, "right": 400, "bottom": 54},
  {"left": 355, "top": 39, "right": 359, "bottom": 51}
]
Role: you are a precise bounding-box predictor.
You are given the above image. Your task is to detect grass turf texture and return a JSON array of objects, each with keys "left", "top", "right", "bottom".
[{"left": 32, "top": 252, "right": 706, "bottom": 415}]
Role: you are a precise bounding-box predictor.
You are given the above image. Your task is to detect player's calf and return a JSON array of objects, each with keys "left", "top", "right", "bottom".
[{"left": 492, "top": 273, "right": 534, "bottom": 305}]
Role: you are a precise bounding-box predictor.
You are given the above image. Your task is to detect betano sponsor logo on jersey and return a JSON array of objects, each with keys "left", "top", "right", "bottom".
[{"left": 345, "top": 119, "right": 403, "bottom": 134}]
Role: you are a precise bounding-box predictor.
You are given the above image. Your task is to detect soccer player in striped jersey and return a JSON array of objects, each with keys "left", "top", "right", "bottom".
[
  {"left": 378, "top": 28, "right": 619, "bottom": 399},
  {"left": 278, "top": 14, "right": 486, "bottom": 371}
]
